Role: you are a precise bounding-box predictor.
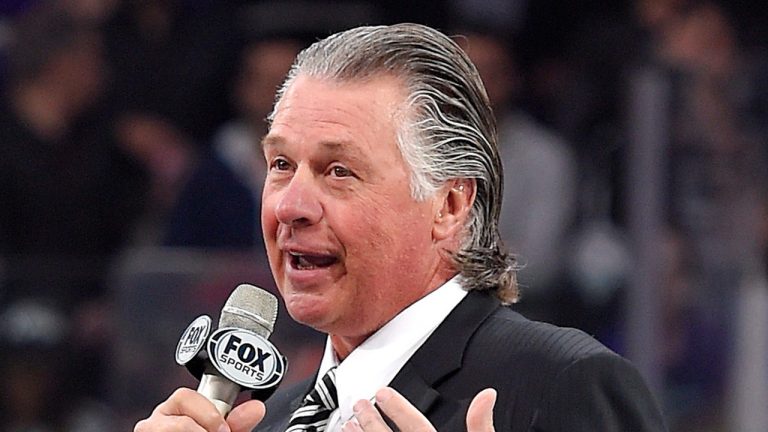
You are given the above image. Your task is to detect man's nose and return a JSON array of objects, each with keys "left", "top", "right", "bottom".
[{"left": 274, "top": 166, "right": 323, "bottom": 227}]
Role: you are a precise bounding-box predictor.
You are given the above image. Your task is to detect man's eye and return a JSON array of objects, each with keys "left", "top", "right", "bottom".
[
  {"left": 271, "top": 158, "right": 290, "bottom": 171},
  {"left": 330, "top": 165, "right": 352, "bottom": 178}
]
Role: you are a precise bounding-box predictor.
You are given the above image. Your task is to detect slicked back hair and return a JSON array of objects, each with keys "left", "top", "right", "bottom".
[{"left": 270, "top": 23, "right": 518, "bottom": 303}]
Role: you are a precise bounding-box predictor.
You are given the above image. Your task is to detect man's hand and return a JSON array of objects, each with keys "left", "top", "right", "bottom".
[
  {"left": 133, "top": 388, "right": 266, "bottom": 432},
  {"left": 344, "top": 387, "right": 496, "bottom": 432}
]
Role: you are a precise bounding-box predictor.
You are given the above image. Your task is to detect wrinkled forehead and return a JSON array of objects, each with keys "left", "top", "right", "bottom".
[
  {"left": 270, "top": 69, "right": 412, "bottom": 117},
  {"left": 263, "top": 74, "right": 409, "bottom": 154},
  {"left": 268, "top": 74, "right": 412, "bottom": 134}
]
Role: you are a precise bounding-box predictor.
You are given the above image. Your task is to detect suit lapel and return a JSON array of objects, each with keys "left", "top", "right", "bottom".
[
  {"left": 388, "top": 290, "right": 499, "bottom": 415},
  {"left": 262, "top": 291, "right": 499, "bottom": 431}
]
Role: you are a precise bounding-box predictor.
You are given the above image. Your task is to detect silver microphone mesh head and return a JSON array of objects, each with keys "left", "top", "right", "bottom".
[{"left": 219, "top": 284, "right": 277, "bottom": 338}]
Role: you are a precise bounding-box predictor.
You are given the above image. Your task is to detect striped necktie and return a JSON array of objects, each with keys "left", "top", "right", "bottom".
[{"left": 286, "top": 367, "right": 338, "bottom": 432}]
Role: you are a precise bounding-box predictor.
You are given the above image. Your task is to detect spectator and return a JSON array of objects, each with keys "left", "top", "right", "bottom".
[
  {"left": 0, "top": 5, "right": 148, "bottom": 426},
  {"left": 457, "top": 29, "right": 578, "bottom": 308},
  {"left": 0, "top": 5, "right": 147, "bottom": 302},
  {"left": 103, "top": 0, "right": 241, "bottom": 144},
  {"left": 628, "top": 1, "right": 768, "bottom": 429},
  {"left": 164, "top": 35, "right": 305, "bottom": 249}
]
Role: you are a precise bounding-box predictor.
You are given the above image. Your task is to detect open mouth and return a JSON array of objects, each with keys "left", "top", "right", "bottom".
[{"left": 289, "top": 252, "right": 339, "bottom": 270}]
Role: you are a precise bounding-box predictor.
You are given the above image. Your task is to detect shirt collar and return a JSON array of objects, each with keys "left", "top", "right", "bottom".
[{"left": 316, "top": 275, "right": 468, "bottom": 429}]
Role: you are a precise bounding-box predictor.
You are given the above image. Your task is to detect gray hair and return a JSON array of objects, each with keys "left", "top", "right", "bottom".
[{"left": 270, "top": 23, "right": 518, "bottom": 303}]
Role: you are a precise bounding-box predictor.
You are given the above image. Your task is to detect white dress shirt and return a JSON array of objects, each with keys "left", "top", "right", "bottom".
[{"left": 314, "top": 276, "right": 468, "bottom": 432}]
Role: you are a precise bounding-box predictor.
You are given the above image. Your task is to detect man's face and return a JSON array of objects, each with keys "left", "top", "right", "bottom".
[{"left": 261, "top": 75, "right": 443, "bottom": 340}]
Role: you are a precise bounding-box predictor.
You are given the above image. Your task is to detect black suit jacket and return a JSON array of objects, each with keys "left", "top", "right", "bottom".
[{"left": 257, "top": 290, "right": 667, "bottom": 431}]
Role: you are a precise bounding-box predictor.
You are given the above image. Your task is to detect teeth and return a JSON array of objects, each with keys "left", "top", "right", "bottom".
[
  {"left": 289, "top": 252, "right": 336, "bottom": 270},
  {"left": 290, "top": 252, "right": 316, "bottom": 270},
  {"left": 296, "top": 255, "right": 315, "bottom": 270}
]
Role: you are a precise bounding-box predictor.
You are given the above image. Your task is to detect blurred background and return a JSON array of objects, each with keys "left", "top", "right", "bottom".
[{"left": 0, "top": 0, "right": 766, "bottom": 431}]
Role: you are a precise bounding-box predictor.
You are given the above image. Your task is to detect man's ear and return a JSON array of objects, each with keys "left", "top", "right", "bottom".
[{"left": 433, "top": 178, "right": 476, "bottom": 241}]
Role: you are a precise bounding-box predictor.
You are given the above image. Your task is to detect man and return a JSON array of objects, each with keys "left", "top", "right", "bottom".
[{"left": 134, "top": 23, "right": 666, "bottom": 432}]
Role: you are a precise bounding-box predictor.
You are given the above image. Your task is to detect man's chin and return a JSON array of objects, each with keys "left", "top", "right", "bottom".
[{"left": 284, "top": 295, "right": 335, "bottom": 331}]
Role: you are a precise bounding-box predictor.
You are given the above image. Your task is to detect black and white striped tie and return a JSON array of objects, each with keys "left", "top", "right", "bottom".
[{"left": 286, "top": 367, "right": 338, "bottom": 432}]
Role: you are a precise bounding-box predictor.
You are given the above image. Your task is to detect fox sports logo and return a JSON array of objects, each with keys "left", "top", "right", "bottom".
[{"left": 208, "top": 327, "right": 285, "bottom": 389}]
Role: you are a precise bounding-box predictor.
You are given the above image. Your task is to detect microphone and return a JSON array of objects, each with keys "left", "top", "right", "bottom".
[{"left": 175, "top": 284, "right": 287, "bottom": 417}]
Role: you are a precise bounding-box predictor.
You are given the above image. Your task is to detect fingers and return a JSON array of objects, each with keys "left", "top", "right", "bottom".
[
  {"left": 466, "top": 388, "right": 496, "bottom": 432},
  {"left": 227, "top": 400, "right": 266, "bottom": 432},
  {"left": 157, "top": 388, "right": 229, "bottom": 431},
  {"left": 351, "top": 387, "right": 496, "bottom": 432},
  {"left": 350, "top": 398, "right": 391, "bottom": 432},
  {"left": 134, "top": 387, "right": 229, "bottom": 432},
  {"left": 360, "top": 387, "right": 436, "bottom": 432},
  {"left": 342, "top": 417, "right": 365, "bottom": 432},
  {"left": 134, "top": 415, "right": 211, "bottom": 432}
]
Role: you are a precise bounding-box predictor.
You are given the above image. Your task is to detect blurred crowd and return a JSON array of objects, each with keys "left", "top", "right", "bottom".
[{"left": 0, "top": 0, "right": 766, "bottom": 431}]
